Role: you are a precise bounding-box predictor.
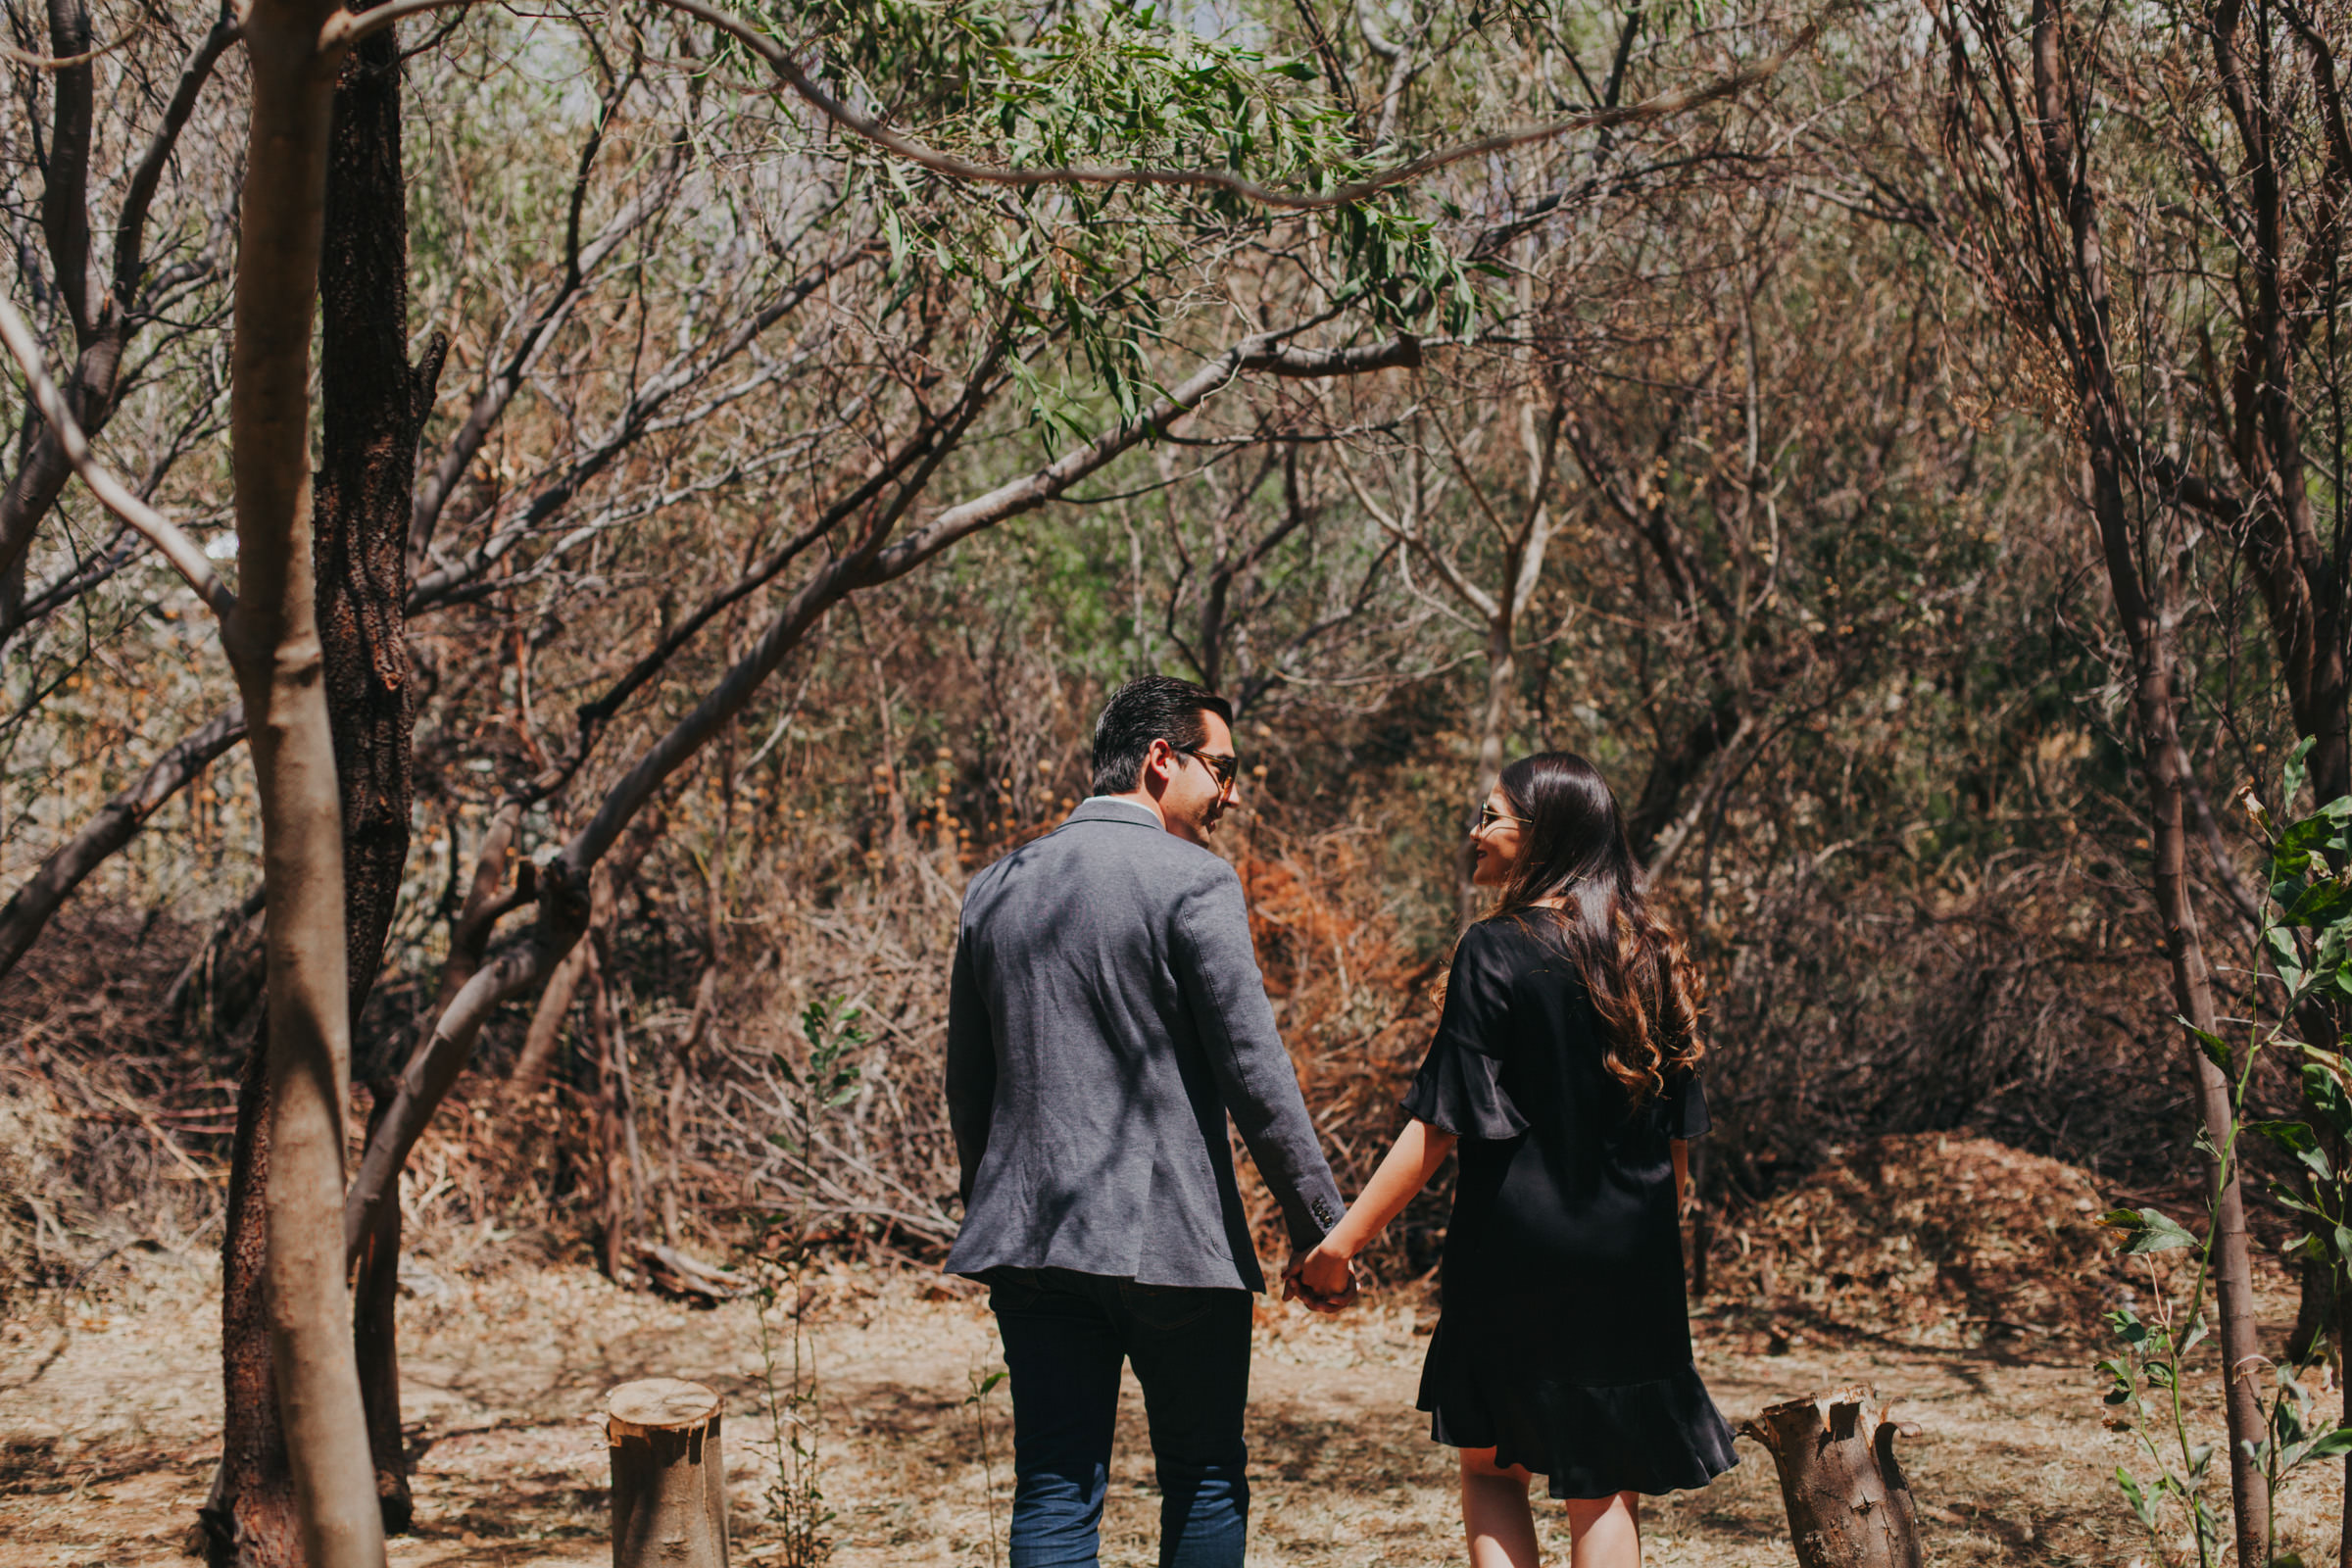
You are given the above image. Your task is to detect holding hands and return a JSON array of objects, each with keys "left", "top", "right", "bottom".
[
  {"left": 1281, "top": 1241, "right": 1359, "bottom": 1313},
  {"left": 1281, "top": 1117, "right": 1459, "bottom": 1315}
]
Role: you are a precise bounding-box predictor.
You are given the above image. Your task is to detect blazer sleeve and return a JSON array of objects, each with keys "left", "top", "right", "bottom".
[
  {"left": 1171, "top": 863, "right": 1345, "bottom": 1251},
  {"left": 944, "top": 927, "right": 996, "bottom": 1205}
]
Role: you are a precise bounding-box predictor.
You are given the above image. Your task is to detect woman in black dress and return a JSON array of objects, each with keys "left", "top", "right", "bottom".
[{"left": 1291, "top": 752, "right": 1736, "bottom": 1567}]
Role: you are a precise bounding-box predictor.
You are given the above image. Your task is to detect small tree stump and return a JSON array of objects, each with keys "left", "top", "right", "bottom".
[
  {"left": 1738, "top": 1385, "right": 1922, "bottom": 1568},
  {"left": 607, "top": 1378, "right": 728, "bottom": 1568}
]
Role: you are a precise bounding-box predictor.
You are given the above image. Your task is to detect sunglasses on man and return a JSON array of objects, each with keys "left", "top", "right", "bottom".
[{"left": 1173, "top": 745, "right": 1240, "bottom": 793}]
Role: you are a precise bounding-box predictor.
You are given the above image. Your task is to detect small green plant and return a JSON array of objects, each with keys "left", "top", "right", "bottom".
[
  {"left": 747, "top": 997, "right": 868, "bottom": 1568},
  {"left": 964, "top": 1361, "right": 1008, "bottom": 1568},
  {"left": 2097, "top": 739, "right": 2352, "bottom": 1567}
]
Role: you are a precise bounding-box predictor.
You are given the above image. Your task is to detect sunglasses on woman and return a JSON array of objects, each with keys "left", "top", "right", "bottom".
[{"left": 1476, "top": 803, "right": 1529, "bottom": 831}]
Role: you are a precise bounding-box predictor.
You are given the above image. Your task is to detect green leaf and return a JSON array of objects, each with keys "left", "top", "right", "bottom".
[
  {"left": 2102, "top": 1206, "right": 2200, "bottom": 1255},
  {"left": 2284, "top": 735, "right": 2319, "bottom": 808},
  {"left": 2269, "top": 925, "right": 2311, "bottom": 992},
  {"left": 2116, "top": 1465, "right": 2159, "bottom": 1528},
  {"left": 2300, "top": 1426, "right": 2352, "bottom": 1462},
  {"left": 2302, "top": 1054, "right": 2352, "bottom": 1138},
  {"left": 2182, "top": 1020, "right": 2234, "bottom": 1073},
  {"left": 2249, "top": 1119, "right": 2333, "bottom": 1180}
]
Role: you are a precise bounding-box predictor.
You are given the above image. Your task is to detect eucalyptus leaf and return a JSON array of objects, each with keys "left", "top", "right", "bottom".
[{"left": 2101, "top": 1206, "right": 2199, "bottom": 1255}]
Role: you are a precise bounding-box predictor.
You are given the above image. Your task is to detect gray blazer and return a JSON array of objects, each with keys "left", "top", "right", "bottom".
[{"left": 943, "top": 799, "right": 1343, "bottom": 1291}]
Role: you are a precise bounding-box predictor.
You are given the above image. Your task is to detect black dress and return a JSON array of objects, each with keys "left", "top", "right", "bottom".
[{"left": 1402, "top": 914, "right": 1738, "bottom": 1500}]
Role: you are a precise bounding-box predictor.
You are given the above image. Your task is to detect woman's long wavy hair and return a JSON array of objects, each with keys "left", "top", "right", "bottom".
[{"left": 1486, "top": 752, "right": 1705, "bottom": 1104}]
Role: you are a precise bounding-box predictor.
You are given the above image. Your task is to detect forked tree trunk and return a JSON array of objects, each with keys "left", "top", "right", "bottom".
[
  {"left": 607, "top": 1380, "right": 728, "bottom": 1568},
  {"left": 209, "top": 13, "right": 437, "bottom": 1550},
  {"left": 1738, "top": 1387, "right": 1922, "bottom": 1568},
  {"left": 225, "top": 0, "right": 385, "bottom": 1562}
]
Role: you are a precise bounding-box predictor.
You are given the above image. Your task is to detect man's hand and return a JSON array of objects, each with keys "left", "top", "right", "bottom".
[{"left": 1281, "top": 1243, "right": 1358, "bottom": 1313}]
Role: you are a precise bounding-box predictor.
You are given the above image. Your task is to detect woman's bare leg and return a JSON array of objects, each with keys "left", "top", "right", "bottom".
[
  {"left": 1458, "top": 1447, "right": 1542, "bottom": 1568},
  {"left": 1563, "top": 1492, "right": 1641, "bottom": 1568}
]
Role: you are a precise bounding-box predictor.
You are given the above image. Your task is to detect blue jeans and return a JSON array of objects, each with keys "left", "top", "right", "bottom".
[{"left": 986, "top": 1267, "right": 1252, "bottom": 1568}]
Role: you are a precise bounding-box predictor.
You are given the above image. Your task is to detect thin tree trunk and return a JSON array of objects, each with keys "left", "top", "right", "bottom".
[
  {"left": 588, "top": 944, "right": 631, "bottom": 1279},
  {"left": 2085, "top": 433, "right": 2270, "bottom": 1559},
  {"left": 352, "top": 1086, "right": 408, "bottom": 1533},
  {"left": 1460, "top": 621, "right": 1515, "bottom": 921},
  {"left": 313, "top": 18, "right": 439, "bottom": 1527},
  {"left": 510, "top": 936, "right": 592, "bottom": 1097},
  {"left": 200, "top": 1042, "right": 300, "bottom": 1568},
  {"left": 2024, "top": 1, "right": 2266, "bottom": 1547},
  {"left": 224, "top": 1, "right": 385, "bottom": 1563}
]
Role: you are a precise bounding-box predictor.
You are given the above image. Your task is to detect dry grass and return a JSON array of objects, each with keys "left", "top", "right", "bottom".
[{"left": 1, "top": 1243, "right": 2338, "bottom": 1568}]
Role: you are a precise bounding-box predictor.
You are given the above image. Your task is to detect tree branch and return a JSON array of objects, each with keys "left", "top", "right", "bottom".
[{"left": 0, "top": 297, "right": 235, "bottom": 614}]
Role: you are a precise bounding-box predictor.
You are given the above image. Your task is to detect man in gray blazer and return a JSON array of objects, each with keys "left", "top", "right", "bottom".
[{"left": 945, "top": 674, "right": 1348, "bottom": 1568}]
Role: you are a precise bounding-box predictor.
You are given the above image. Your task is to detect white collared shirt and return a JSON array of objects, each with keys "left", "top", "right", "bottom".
[{"left": 1079, "top": 795, "right": 1161, "bottom": 825}]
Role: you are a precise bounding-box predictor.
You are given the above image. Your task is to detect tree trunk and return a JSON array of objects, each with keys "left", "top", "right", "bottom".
[
  {"left": 607, "top": 1380, "right": 728, "bottom": 1568},
  {"left": 2022, "top": 1, "right": 2268, "bottom": 1548},
  {"left": 200, "top": 1041, "right": 301, "bottom": 1568},
  {"left": 224, "top": 0, "right": 385, "bottom": 1563},
  {"left": 509, "top": 934, "right": 592, "bottom": 1096},
  {"left": 1737, "top": 1387, "right": 1922, "bottom": 1568},
  {"left": 589, "top": 941, "right": 636, "bottom": 1280},
  {"left": 315, "top": 16, "right": 438, "bottom": 1529},
  {"left": 2086, "top": 436, "right": 2270, "bottom": 1562},
  {"left": 352, "top": 1085, "right": 409, "bottom": 1534},
  {"left": 1461, "top": 620, "right": 1515, "bottom": 920}
]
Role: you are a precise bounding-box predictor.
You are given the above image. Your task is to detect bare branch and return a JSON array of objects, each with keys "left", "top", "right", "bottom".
[
  {"left": 0, "top": 705, "right": 247, "bottom": 982},
  {"left": 0, "top": 297, "right": 235, "bottom": 614}
]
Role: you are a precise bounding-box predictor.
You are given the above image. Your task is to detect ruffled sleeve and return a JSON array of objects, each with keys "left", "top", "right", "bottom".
[
  {"left": 1664, "top": 1065, "right": 1711, "bottom": 1139},
  {"left": 1401, "top": 922, "right": 1532, "bottom": 1140}
]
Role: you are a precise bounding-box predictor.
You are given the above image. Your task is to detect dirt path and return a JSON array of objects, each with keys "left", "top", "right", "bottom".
[{"left": 1, "top": 1252, "right": 2335, "bottom": 1566}]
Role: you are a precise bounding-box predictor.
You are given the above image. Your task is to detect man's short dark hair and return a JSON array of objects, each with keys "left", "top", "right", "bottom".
[{"left": 1091, "top": 675, "right": 1234, "bottom": 796}]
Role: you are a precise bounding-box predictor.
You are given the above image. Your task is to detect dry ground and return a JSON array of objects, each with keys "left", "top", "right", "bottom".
[{"left": 0, "top": 1249, "right": 2336, "bottom": 1568}]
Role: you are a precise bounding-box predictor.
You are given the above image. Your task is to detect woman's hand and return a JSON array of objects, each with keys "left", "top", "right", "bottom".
[{"left": 1285, "top": 1240, "right": 1357, "bottom": 1310}]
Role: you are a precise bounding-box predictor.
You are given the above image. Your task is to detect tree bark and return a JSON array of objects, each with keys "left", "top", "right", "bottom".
[
  {"left": 607, "top": 1379, "right": 728, "bottom": 1568},
  {"left": 509, "top": 935, "right": 592, "bottom": 1097},
  {"left": 224, "top": 0, "right": 386, "bottom": 1563},
  {"left": 588, "top": 942, "right": 634, "bottom": 1280},
  {"left": 1738, "top": 1386, "right": 1922, "bottom": 1568},
  {"left": 200, "top": 1041, "right": 301, "bottom": 1568},
  {"left": 313, "top": 17, "right": 439, "bottom": 1529},
  {"left": 352, "top": 1085, "right": 409, "bottom": 1534}
]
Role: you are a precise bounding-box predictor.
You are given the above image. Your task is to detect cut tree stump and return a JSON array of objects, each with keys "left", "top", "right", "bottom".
[
  {"left": 1738, "top": 1385, "right": 1922, "bottom": 1568},
  {"left": 607, "top": 1378, "right": 728, "bottom": 1568}
]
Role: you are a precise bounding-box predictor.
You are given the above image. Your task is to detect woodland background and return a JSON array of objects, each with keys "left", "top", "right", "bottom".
[{"left": 0, "top": 0, "right": 2342, "bottom": 1557}]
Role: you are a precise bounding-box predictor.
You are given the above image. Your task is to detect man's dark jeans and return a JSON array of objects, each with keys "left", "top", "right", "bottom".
[{"left": 986, "top": 1266, "right": 1252, "bottom": 1568}]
